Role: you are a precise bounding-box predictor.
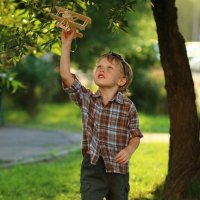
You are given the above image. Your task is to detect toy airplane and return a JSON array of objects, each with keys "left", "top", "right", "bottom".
[{"left": 50, "top": 6, "right": 92, "bottom": 39}]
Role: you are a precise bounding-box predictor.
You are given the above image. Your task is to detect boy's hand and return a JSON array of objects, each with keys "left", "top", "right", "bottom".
[
  {"left": 61, "top": 29, "right": 76, "bottom": 46},
  {"left": 115, "top": 137, "right": 140, "bottom": 164},
  {"left": 115, "top": 147, "right": 132, "bottom": 165}
]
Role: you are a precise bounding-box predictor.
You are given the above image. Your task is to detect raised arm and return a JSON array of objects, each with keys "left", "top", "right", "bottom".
[{"left": 60, "top": 30, "right": 76, "bottom": 87}]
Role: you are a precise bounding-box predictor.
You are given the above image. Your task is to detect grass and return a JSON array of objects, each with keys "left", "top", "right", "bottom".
[
  {"left": 5, "top": 103, "right": 82, "bottom": 132},
  {"left": 0, "top": 143, "right": 169, "bottom": 200},
  {"left": 139, "top": 113, "right": 169, "bottom": 133},
  {"left": 4, "top": 102, "right": 169, "bottom": 133},
  {"left": 130, "top": 143, "right": 168, "bottom": 200}
]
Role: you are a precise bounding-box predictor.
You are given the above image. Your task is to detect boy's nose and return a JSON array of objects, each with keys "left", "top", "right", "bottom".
[{"left": 100, "top": 67, "right": 105, "bottom": 72}]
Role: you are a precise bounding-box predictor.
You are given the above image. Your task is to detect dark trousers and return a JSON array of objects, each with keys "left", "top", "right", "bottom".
[{"left": 80, "top": 154, "right": 130, "bottom": 200}]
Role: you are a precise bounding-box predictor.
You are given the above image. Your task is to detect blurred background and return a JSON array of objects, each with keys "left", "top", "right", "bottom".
[
  {"left": 0, "top": 0, "right": 200, "bottom": 199},
  {"left": 0, "top": 0, "right": 199, "bottom": 131}
]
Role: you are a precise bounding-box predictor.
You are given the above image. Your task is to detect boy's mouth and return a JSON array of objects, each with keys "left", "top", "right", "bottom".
[{"left": 98, "top": 74, "right": 105, "bottom": 79}]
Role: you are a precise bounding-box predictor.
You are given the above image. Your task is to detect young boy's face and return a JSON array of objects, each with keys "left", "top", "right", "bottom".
[{"left": 93, "top": 57, "right": 126, "bottom": 90}]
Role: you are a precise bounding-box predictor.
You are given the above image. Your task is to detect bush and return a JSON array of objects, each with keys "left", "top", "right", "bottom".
[
  {"left": 130, "top": 68, "right": 167, "bottom": 114},
  {"left": 12, "top": 54, "right": 64, "bottom": 116},
  {"left": 123, "top": 43, "right": 167, "bottom": 114}
]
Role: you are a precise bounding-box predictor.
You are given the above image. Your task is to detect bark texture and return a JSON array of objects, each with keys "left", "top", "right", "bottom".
[{"left": 151, "top": 0, "right": 200, "bottom": 199}]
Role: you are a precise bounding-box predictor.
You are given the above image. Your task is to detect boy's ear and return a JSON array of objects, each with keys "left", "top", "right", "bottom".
[{"left": 117, "top": 77, "right": 127, "bottom": 87}]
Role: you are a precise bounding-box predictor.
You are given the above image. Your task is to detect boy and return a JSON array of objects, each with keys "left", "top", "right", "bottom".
[{"left": 60, "top": 30, "right": 143, "bottom": 200}]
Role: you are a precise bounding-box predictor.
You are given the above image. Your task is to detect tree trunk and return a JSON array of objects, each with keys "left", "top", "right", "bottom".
[{"left": 151, "top": 0, "right": 200, "bottom": 199}]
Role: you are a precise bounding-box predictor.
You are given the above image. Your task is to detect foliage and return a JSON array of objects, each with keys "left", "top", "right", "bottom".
[
  {"left": 12, "top": 54, "right": 61, "bottom": 115},
  {"left": 1, "top": 0, "right": 163, "bottom": 115},
  {"left": 0, "top": 22, "right": 24, "bottom": 93},
  {"left": 0, "top": 0, "right": 86, "bottom": 85},
  {"left": 123, "top": 43, "right": 166, "bottom": 114},
  {"left": 72, "top": 0, "right": 157, "bottom": 70},
  {"left": 0, "top": 143, "right": 169, "bottom": 200},
  {"left": 0, "top": 0, "right": 156, "bottom": 70},
  {"left": 0, "top": 68, "right": 24, "bottom": 93},
  {"left": 0, "top": 67, "right": 24, "bottom": 126},
  {"left": 0, "top": 0, "right": 147, "bottom": 65},
  {"left": 131, "top": 68, "right": 167, "bottom": 113}
]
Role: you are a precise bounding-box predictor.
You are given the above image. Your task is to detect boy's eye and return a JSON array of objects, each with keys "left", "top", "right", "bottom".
[
  {"left": 96, "top": 65, "right": 101, "bottom": 69},
  {"left": 108, "top": 66, "right": 113, "bottom": 69}
]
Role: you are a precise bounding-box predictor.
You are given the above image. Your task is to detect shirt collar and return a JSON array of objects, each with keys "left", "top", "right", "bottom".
[{"left": 93, "top": 90, "right": 124, "bottom": 104}]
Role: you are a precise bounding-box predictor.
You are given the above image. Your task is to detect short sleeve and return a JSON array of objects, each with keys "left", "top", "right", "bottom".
[
  {"left": 62, "top": 74, "right": 91, "bottom": 107},
  {"left": 128, "top": 103, "right": 143, "bottom": 138}
]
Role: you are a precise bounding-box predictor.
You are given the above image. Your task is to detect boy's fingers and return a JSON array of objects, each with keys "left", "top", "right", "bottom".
[
  {"left": 115, "top": 149, "right": 130, "bottom": 164},
  {"left": 115, "top": 151, "right": 123, "bottom": 160},
  {"left": 115, "top": 151, "right": 126, "bottom": 162},
  {"left": 116, "top": 157, "right": 127, "bottom": 164},
  {"left": 116, "top": 149, "right": 127, "bottom": 158},
  {"left": 61, "top": 29, "right": 76, "bottom": 39}
]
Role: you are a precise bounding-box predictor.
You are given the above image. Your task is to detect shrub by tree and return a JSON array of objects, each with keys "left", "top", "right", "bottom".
[{"left": 13, "top": 54, "right": 60, "bottom": 115}]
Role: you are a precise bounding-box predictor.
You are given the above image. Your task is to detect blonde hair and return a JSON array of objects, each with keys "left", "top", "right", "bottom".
[{"left": 98, "top": 52, "right": 133, "bottom": 95}]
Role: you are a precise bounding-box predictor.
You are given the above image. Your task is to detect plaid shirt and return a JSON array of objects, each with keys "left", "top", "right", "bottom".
[{"left": 63, "top": 76, "right": 143, "bottom": 174}]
